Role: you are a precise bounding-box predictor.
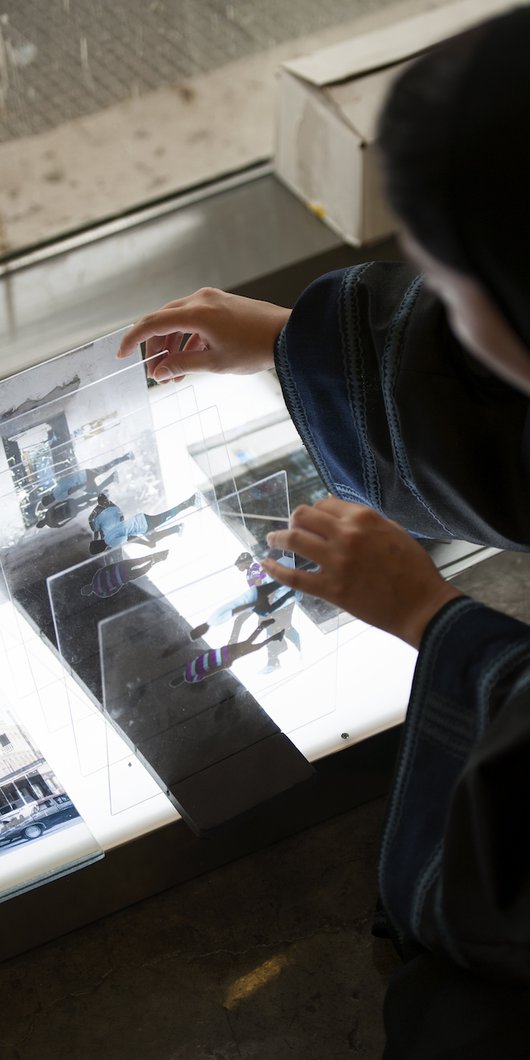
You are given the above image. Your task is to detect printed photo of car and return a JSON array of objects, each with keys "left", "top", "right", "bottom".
[{"left": 0, "top": 794, "right": 80, "bottom": 848}]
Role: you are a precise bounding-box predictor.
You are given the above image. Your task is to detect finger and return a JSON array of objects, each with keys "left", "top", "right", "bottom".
[
  {"left": 313, "top": 495, "right": 367, "bottom": 517},
  {"left": 117, "top": 309, "right": 207, "bottom": 359},
  {"left": 144, "top": 347, "right": 170, "bottom": 379},
  {"left": 145, "top": 332, "right": 185, "bottom": 360},
  {"left": 261, "top": 557, "right": 322, "bottom": 597},
  {"left": 182, "top": 332, "right": 209, "bottom": 353},
  {"left": 150, "top": 349, "right": 210, "bottom": 383},
  {"left": 289, "top": 503, "right": 339, "bottom": 538},
  {"left": 144, "top": 354, "right": 185, "bottom": 384},
  {"left": 266, "top": 525, "right": 328, "bottom": 567},
  {"left": 145, "top": 333, "right": 195, "bottom": 382},
  {"left": 153, "top": 367, "right": 186, "bottom": 384}
]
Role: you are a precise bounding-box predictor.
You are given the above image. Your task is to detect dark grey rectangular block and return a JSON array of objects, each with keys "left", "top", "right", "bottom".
[{"left": 171, "top": 732, "right": 315, "bottom": 834}]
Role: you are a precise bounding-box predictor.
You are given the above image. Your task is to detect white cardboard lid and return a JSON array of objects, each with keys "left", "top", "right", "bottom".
[
  {"left": 324, "top": 64, "right": 407, "bottom": 141},
  {"left": 282, "top": 0, "right": 517, "bottom": 87}
]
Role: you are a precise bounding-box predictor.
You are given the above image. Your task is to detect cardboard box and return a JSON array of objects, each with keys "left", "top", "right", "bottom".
[{"left": 275, "top": 0, "right": 519, "bottom": 245}]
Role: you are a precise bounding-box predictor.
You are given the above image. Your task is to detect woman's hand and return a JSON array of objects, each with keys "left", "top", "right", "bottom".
[
  {"left": 117, "top": 287, "right": 291, "bottom": 383},
  {"left": 263, "top": 497, "right": 462, "bottom": 649}
]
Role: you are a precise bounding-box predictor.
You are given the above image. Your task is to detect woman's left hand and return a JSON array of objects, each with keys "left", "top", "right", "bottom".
[{"left": 263, "top": 497, "right": 461, "bottom": 648}]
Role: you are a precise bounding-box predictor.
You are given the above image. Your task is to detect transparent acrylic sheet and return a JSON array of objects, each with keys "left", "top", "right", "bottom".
[
  {"left": 0, "top": 682, "right": 103, "bottom": 903},
  {"left": 45, "top": 399, "right": 235, "bottom": 779},
  {"left": 98, "top": 472, "right": 340, "bottom": 816},
  {"left": 0, "top": 332, "right": 237, "bottom": 739},
  {"left": 47, "top": 469, "right": 288, "bottom": 794},
  {"left": 1, "top": 558, "right": 177, "bottom": 863},
  {"left": 0, "top": 344, "right": 165, "bottom": 680},
  {"left": 0, "top": 554, "right": 79, "bottom": 741},
  {"left": 0, "top": 326, "right": 224, "bottom": 548}
]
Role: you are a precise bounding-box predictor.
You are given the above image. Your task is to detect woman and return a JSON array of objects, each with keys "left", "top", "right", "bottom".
[{"left": 116, "top": 8, "right": 530, "bottom": 1056}]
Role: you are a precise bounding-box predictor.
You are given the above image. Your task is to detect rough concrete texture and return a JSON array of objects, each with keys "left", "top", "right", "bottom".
[
  {"left": 0, "top": 0, "right": 447, "bottom": 253},
  {"left": 0, "top": 796, "right": 399, "bottom": 1060},
  {"left": 452, "top": 548, "right": 530, "bottom": 624}
]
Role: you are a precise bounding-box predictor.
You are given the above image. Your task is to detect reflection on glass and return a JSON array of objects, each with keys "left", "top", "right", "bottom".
[{"left": 94, "top": 473, "right": 336, "bottom": 824}]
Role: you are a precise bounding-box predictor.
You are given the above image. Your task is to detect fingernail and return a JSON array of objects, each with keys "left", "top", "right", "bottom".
[{"left": 153, "top": 366, "right": 173, "bottom": 382}]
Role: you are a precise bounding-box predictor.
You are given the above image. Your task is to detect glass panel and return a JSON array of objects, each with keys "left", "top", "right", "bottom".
[
  {"left": 0, "top": 552, "right": 73, "bottom": 736},
  {"left": 0, "top": 686, "right": 102, "bottom": 903},
  {"left": 42, "top": 387, "right": 234, "bottom": 776},
  {"left": 0, "top": 336, "right": 246, "bottom": 857},
  {"left": 98, "top": 472, "right": 338, "bottom": 819},
  {"left": 0, "top": 333, "right": 233, "bottom": 734},
  {"left": 0, "top": 334, "right": 153, "bottom": 674}
]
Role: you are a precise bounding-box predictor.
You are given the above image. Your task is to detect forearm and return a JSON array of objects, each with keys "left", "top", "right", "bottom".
[
  {"left": 274, "top": 268, "right": 351, "bottom": 498},
  {"left": 379, "top": 596, "right": 530, "bottom": 979}
]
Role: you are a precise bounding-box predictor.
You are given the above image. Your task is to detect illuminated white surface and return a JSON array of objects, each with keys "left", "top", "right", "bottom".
[
  {"left": 0, "top": 365, "right": 417, "bottom": 887},
  {"left": 0, "top": 603, "right": 179, "bottom": 858}
]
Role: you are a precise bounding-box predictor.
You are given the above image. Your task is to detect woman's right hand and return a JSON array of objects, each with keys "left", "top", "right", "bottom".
[{"left": 117, "top": 287, "right": 291, "bottom": 383}]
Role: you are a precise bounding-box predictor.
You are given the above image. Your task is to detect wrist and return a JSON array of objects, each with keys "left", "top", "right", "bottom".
[
  {"left": 401, "top": 584, "right": 463, "bottom": 649},
  {"left": 260, "top": 305, "right": 291, "bottom": 370}
]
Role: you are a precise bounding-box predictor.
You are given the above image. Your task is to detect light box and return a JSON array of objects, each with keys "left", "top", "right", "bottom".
[{"left": 0, "top": 326, "right": 499, "bottom": 955}]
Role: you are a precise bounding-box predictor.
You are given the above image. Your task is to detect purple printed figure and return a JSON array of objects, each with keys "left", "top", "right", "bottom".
[
  {"left": 228, "top": 551, "right": 269, "bottom": 645},
  {"left": 169, "top": 620, "right": 284, "bottom": 687},
  {"left": 234, "top": 551, "right": 268, "bottom": 588},
  {"left": 80, "top": 551, "right": 169, "bottom": 598},
  {"left": 229, "top": 553, "right": 302, "bottom": 673}
]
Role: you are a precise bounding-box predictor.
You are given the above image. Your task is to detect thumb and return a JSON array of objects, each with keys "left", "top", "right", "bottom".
[
  {"left": 150, "top": 338, "right": 209, "bottom": 382},
  {"left": 117, "top": 309, "right": 205, "bottom": 360}
]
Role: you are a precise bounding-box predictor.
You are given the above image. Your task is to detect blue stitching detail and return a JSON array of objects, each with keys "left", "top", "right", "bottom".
[
  {"left": 333, "top": 482, "right": 367, "bottom": 503},
  {"left": 476, "top": 639, "right": 530, "bottom": 735},
  {"left": 411, "top": 840, "right": 444, "bottom": 937},
  {"left": 274, "top": 328, "right": 336, "bottom": 491},
  {"left": 380, "top": 276, "right": 453, "bottom": 536},
  {"left": 378, "top": 597, "right": 477, "bottom": 943},
  {"left": 339, "top": 264, "right": 383, "bottom": 511}
]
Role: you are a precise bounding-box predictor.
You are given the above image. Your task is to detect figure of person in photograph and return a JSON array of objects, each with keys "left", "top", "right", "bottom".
[
  {"left": 169, "top": 620, "right": 284, "bottom": 686},
  {"left": 190, "top": 563, "right": 302, "bottom": 641},
  {"left": 88, "top": 491, "right": 198, "bottom": 553},
  {"left": 38, "top": 451, "right": 134, "bottom": 507},
  {"left": 234, "top": 551, "right": 268, "bottom": 587},
  {"left": 35, "top": 492, "right": 102, "bottom": 529},
  {"left": 259, "top": 594, "right": 301, "bottom": 674},
  {"left": 230, "top": 551, "right": 302, "bottom": 673},
  {"left": 228, "top": 551, "right": 268, "bottom": 644},
  {"left": 80, "top": 551, "right": 169, "bottom": 599}
]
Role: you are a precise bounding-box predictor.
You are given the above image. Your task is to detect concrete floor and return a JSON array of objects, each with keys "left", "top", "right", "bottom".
[
  {"left": 1, "top": 548, "right": 529, "bottom": 1059},
  {"left": 1, "top": 797, "right": 397, "bottom": 1060},
  {"left": 0, "top": 0, "right": 446, "bottom": 252}
]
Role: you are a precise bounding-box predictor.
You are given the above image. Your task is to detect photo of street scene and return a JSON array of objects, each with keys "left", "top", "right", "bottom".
[{"left": 0, "top": 696, "right": 101, "bottom": 901}]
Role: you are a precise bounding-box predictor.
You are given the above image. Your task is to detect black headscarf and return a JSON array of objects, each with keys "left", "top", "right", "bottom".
[{"left": 379, "top": 6, "right": 530, "bottom": 350}]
